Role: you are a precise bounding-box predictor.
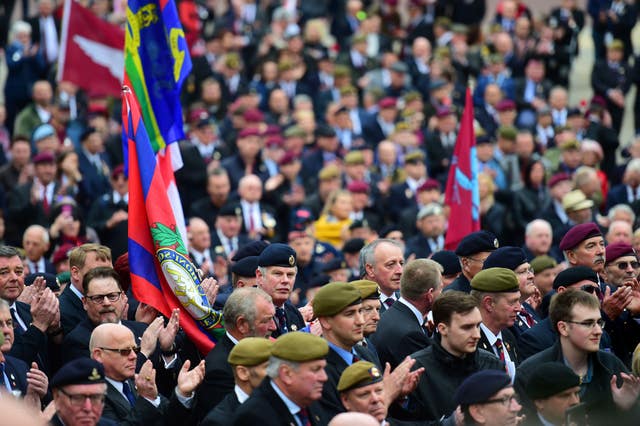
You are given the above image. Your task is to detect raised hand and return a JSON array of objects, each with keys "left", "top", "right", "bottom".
[
  {"left": 611, "top": 373, "right": 640, "bottom": 411},
  {"left": 177, "top": 359, "right": 206, "bottom": 397}
]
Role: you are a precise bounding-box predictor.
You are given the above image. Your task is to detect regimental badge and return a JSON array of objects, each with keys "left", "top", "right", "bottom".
[
  {"left": 88, "top": 368, "right": 101, "bottom": 381},
  {"left": 215, "top": 246, "right": 225, "bottom": 254},
  {"left": 291, "top": 324, "right": 298, "bottom": 331},
  {"left": 369, "top": 367, "right": 381, "bottom": 378},
  {"left": 505, "top": 342, "right": 511, "bottom": 351},
  {"left": 288, "top": 255, "right": 295, "bottom": 266},
  {"left": 405, "top": 188, "right": 413, "bottom": 199},
  {"left": 315, "top": 244, "right": 326, "bottom": 254},
  {"left": 263, "top": 213, "right": 276, "bottom": 229},
  {"left": 234, "top": 207, "right": 242, "bottom": 217},
  {"left": 493, "top": 238, "right": 499, "bottom": 248}
]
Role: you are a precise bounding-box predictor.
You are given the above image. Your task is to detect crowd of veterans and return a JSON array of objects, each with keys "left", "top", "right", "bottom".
[{"left": 4, "top": 0, "right": 640, "bottom": 424}]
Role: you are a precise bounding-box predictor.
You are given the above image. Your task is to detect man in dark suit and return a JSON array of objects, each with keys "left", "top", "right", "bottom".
[
  {"left": 196, "top": 287, "right": 276, "bottom": 421},
  {"left": 77, "top": 127, "right": 112, "bottom": 211},
  {"left": 187, "top": 217, "right": 220, "bottom": 279},
  {"left": 26, "top": 0, "right": 60, "bottom": 74},
  {"left": 189, "top": 168, "right": 232, "bottom": 231},
  {"left": 90, "top": 323, "right": 204, "bottom": 426},
  {"left": 372, "top": 259, "right": 442, "bottom": 370},
  {"left": 237, "top": 174, "right": 278, "bottom": 241},
  {"left": 221, "top": 128, "right": 269, "bottom": 192},
  {"left": 22, "top": 225, "right": 55, "bottom": 274},
  {"left": 232, "top": 332, "right": 330, "bottom": 426},
  {"left": 424, "top": 105, "right": 458, "bottom": 185},
  {"left": 539, "top": 172, "right": 573, "bottom": 246},
  {"left": 50, "top": 358, "right": 117, "bottom": 426},
  {"left": 209, "top": 203, "right": 252, "bottom": 260},
  {"left": 387, "top": 151, "right": 427, "bottom": 223},
  {"left": 201, "top": 337, "right": 273, "bottom": 426},
  {"left": 300, "top": 125, "right": 341, "bottom": 195},
  {"left": 59, "top": 244, "right": 112, "bottom": 336},
  {"left": 445, "top": 231, "right": 499, "bottom": 294},
  {"left": 471, "top": 268, "right": 521, "bottom": 378},
  {"left": 405, "top": 204, "right": 446, "bottom": 260},
  {"left": 256, "top": 244, "right": 306, "bottom": 338},
  {"left": 513, "top": 57, "right": 552, "bottom": 129}
]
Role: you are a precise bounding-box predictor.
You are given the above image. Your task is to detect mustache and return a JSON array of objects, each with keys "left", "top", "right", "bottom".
[{"left": 594, "top": 256, "right": 605, "bottom": 263}]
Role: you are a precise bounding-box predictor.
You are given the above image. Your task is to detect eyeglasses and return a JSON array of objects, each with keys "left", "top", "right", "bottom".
[
  {"left": 99, "top": 346, "right": 140, "bottom": 356},
  {"left": 467, "top": 257, "right": 487, "bottom": 264},
  {"left": 613, "top": 261, "right": 640, "bottom": 270},
  {"left": 564, "top": 319, "right": 605, "bottom": 329},
  {"left": 85, "top": 292, "right": 122, "bottom": 305},
  {"left": 580, "top": 285, "right": 602, "bottom": 296},
  {"left": 515, "top": 267, "right": 534, "bottom": 276},
  {"left": 483, "top": 393, "right": 520, "bottom": 407},
  {"left": 58, "top": 388, "right": 106, "bottom": 406}
]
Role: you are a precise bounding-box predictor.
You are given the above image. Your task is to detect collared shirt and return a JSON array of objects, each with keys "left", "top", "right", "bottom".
[
  {"left": 234, "top": 384, "right": 250, "bottom": 404},
  {"left": 480, "top": 323, "right": 516, "bottom": 379},
  {"left": 553, "top": 199, "right": 569, "bottom": 225},
  {"left": 226, "top": 331, "right": 239, "bottom": 345},
  {"left": 405, "top": 177, "right": 425, "bottom": 195},
  {"left": 70, "top": 283, "right": 84, "bottom": 300},
  {"left": 241, "top": 200, "right": 263, "bottom": 231},
  {"left": 106, "top": 377, "right": 161, "bottom": 408},
  {"left": 35, "top": 105, "right": 51, "bottom": 123},
  {"left": 537, "top": 413, "right": 556, "bottom": 426},
  {"left": 82, "top": 147, "right": 104, "bottom": 171},
  {"left": 397, "top": 297, "right": 424, "bottom": 326},
  {"left": 27, "top": 258, "right": 45, "bottom": 274},
  {"left": 191, "top": 249, "right": 212, "bottom": 267},
  {"left": 216, "top": 230, "right": 238, "bottom": 257},
  {"left": 270, "top": 380, "right": 304, "bottom": 426},
  {"left": 113, "top": 192, "right": 129, "bottom": 205},
  {"left": 379, "top": 292, "right": 397, "bottom": 307},
  {"left": 328, "top": 341, "right": 357, "bottom": 366},
  {"left": 39, "top": 15, "right": 58, "bottom": 63},
  {"left": 626, "top": 185, "right": 640, "bottom": 203}
]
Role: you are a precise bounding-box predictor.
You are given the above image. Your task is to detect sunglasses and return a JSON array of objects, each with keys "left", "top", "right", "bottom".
[
  {"left": 613, "top": 261, "right": 640, "bottom": 270},
  {"left": 99, "top": 346, "right": 141, "bottom": 356},
  {"left": 580, "top": 285, "right": 602, "bottom": 296}
]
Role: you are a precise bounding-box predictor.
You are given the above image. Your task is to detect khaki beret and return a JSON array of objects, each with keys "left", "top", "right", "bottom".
[
  {"left": 318, "top": 164, "right": 341, "bottom": 181},
  {"left": 337, "top": 361, "right": 383, "bottom": 392},
  {"left": 471, "top": 267, "right": 519, "bottom": 292},
  {"left": 404, "top": 150, "right": 425, "bottom": 164},
  {"left": 344, "top": 151, "right": 365, "bottom": 165},
  {"left": 271, "top": 332, "right": 329, "bottom": 362},
  {"left": 228, "top": 337, "right": 273, "bottom": 366},
  {"left": 313, "top": 282, "right": 362, "bottom": 317},
  {"left": 350, "top": 280, "right": 380, "bottom": 300},
  {"left": 530, "top": 255, "right": 557, "bottom": 274}
]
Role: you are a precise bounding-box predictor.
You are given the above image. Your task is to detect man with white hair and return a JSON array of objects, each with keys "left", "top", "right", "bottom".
[
  {"left": 607, "top": 158, "right": 640, "bottom": 211},
  {"left": 22, "top": 225, "right": 55, "bottom": 274},
  {"left": 606, "top": 220, "right": 633, "bottom": 245},
  {"left": 523, "top": 219, "right": 562, "bottom": 262}
]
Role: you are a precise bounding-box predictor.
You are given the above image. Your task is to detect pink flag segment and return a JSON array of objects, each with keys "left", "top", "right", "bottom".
[{"left": 444, "top": 88, "right": 480, "bottom": 250}]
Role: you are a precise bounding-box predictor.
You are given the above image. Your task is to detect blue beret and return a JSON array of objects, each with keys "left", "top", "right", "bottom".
[
  {"left": 32, "top": 123, "right": 55, "bottom": 142},
  {"left": 559, "top": 223, "right": 602, "bottom": 251},
  {"left": 430, "top": 250, "right": 461, "bottom": 276},
  {"left": 552, "top": 266, "right": 598, "bottom": 289},
  {"left": 232, "top": 241, "right": 269, "bottom": 261},
  {"left": 322, "top": 258, "right": 348, "bottom": 273},
  {"left": 24, "top": 272, "right": 60, "bottom": 291},
  {"left": 51, "top": 358, "right": 105, "bottom": 388},
  {"left": 218, "top": 202, "right": 242, "bottom": 217},
  {"left": 231, "top": 256, "right": 259, "bottom": 277},
  {"left": 343, "top": 238, "right": 365, "bottom": 254},
  {"left": 258, "top": 243, "right": 297, "bottom": 268},
  {"left": 483, "top": 247, "right": 527, "bottom": 271},
  {"left": 453, "top": 370, "right": 511, "bottom": 407},
  {"left": 455, "top": 231, "right": 499, "bottom": 256},
  {"left": 525, "top": 362, "right": 580, "bottom": 400}
]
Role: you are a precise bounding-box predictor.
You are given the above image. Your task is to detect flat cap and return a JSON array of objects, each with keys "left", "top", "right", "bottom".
[
  {"left": 553, "top": 266, "right": 598, "bottom": 289},
  {"left": 33, "top": 152, "right": 55, "bottom": 164},
  {"left": 218, "top": 202, "right": 242, "bottom": 217},
  {"left": 258, "top": 243, "right": 297, "bottom": 268},
  {"left": 32, "top": 124, "right": 56, "bottom": 142},
  {"left": 531, "top": 255, "right": 557, "bottom": 274},
  {"left": 482, "top": 246, "right": 527, "bottom": 271},
  {"left": 232, "top": 241, "right": 269, "bottom": 261},
  {"left": 525, "top": 362, "right": 580, "bottom": 400},
  {"left": 343, "top": 238, "right": 365, "bottom": 254},
  {"left": 605, "top": 242, "right": 636, "bottom": 265},
  {"left": 313, "top": 282, "right": 362, "bottom": 317},
  {"left": 230, "top": 256, "right": 259, "bottom": 277},
  {"left": 548, "top": 172, "right": 571, "bottom": 188},
  {"left": 322, "top": 258, "right": 348, "bottom": 273},
  {"left": 337, "top": 361, "right": 383, "bottom": 392},
  {"left": 455, "top": 231, "right": 499, "bottom": 256},
  {"left": 278, "top": 151, "right": 299, "bottom": 167},
  {"left": 271, "top": 332, "right": 328, "bottom": 362},
  {"left": 404, "top": 151, "right": 425, "bottom": 164},
  {"left": 559, "top": 223, "right": 601, "bottom": 251},
  {"left": 471, "top": 267, "right": 519, "bottom": 292},
  {"left": 51, "top": 358, "right": 105, "bottom": 388},
  {"left": 417, "top": 203, "right": 443, "bottom": 220},
  {"left": 350, "top": 280, "right": 380, "bottom": 300},
  {"left": 431, "top": 250, "right": 462, "bottom": 276},
  {"left": 344, "top": 151, "right": 365, "bottom": 166},
  {"left": 453, "top": 370, "right": 512, "bottom": 407},
  {"left": 228, "top": 337, "right": 273, "bottom": 366},
  {"left": 562, "top": 190, "right": 594, "bottom": 213}
]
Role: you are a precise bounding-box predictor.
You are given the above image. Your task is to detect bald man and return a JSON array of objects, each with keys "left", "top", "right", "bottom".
[{"left": 90, "top": 323, "right": 205, "bottom": 425}]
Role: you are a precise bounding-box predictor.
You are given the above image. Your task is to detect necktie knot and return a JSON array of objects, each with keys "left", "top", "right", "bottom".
[
  {"left": 384, "top": 298, "right": 395, "bottom": 309},
  {"left": 122, "top": 380, "right": 136, "bottom": 407},
  {"left": 297, "top": 407, "right": 311, "bottom": 426}
]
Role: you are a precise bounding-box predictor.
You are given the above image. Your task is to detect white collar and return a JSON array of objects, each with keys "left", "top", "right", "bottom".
[{"left": 234, "top": 384, "right": 250, "bottom": 404}]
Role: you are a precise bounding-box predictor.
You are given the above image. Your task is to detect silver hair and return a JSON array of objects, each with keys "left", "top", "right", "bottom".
[
  {"left": 525, "top": 219, "right": 552, "bottom": 237},
  {"left": 266, "top": 356, "right": 300, "bottom": 379},
  {"left": 359, "top": 238, "right": 403, "bottom": 278},
  {"left": 608, "top": 204, "right": 636, "bottom": 224},
  {"left": 24, "top": 224, "right": 50, "bottom": 245},
  {"left": 9, "top": 21, "right": 31, "bottom": 43},
  {"left": 222, "top": 287, "right": 272, "bottom": 333}
]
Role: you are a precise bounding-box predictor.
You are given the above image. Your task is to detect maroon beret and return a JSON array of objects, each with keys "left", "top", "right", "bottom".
[
  {"left": 417, "top": 178, "right": 441, "bottom": 192},
  {"left": 264, "top": 125, "right": 282, "bottom": 137},
  {"left": 52, "top": 243, "right": 76, "bottom": 265},
  {"left": 238, "top": 128, "right": 261, "bottom": 138},
  {"left": 266, "top": 135, "right": 284, "bottom": 148},
  {"left": 548, "top": 172, "right": 571, "bottom": 188},
  {"left": 278, "top": 151, "right": 299, "bottom": 166},
  {"left": 496, "top": 99, "right": 516, "bottom": 112},
  {"left": 33, "top": 152, "right": 56, "bottom": 164},
  {"left": 243, "top": 108, "right": 265, "bottom": 123},
  {"left": 111, "top": 164, "right": 125, "bottom": 179},
  {"left": 559, "top": 223, "right": 602, "bottom": 251},
  {"left": 347, "top": 181, "right": 369, "bottom": 194},
  {"left": 605, "top": 242, "right": 636, "bottom": 265},
  {"left": 188, "top": 108, "right": 209, "bottom": 124},
  {"left": 436, "top": 106, "right": 454, "bottom": 118},
  {"left": 378, "top": 97, "right": 397, "bottom": 109}
]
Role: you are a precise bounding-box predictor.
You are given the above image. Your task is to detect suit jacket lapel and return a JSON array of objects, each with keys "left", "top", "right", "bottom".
[
  {"left": 106, "top": 380, "right": 133, "bottom": 418},
  {"left": 258, "top": 379, "right": 298, "bottom": 424}
]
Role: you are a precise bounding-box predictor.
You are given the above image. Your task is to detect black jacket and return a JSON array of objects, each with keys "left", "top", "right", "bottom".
[
  {"left": 196, "top": 334, "right": 235, "bottom": 421},
  {"left": 201, "top": 391, "right": 240, "bottom": 426}
]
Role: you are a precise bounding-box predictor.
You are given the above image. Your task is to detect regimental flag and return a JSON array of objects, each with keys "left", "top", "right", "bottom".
[
  {"left": 123, "top": 87, "right": 223, "bottom": 354},
  {"left": 444, "top": 89, "right": 480, "bottom": 250},
  {"left": 57, "top": 0, "right": 124, "bottom": 97},
  {"left": 124, "top": 0, "right": 191, "bottom": 152}
]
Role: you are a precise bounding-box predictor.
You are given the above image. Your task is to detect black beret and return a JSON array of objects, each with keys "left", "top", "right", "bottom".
[
  {"left": 348, "top": 219, "right": 370, "bottom": 231},
  {"left": 559, "top": 223, "right": 602, "bottom": 251},
  {"left": 482, "top": 246, "right": 527, "bottom": 271},
  {"left": 322, "top": 258, "right": 348, "bottom": 273},
  {"left": 552, "top": 266, "right": 598, "bottom": 290},
  {"left": 453, "top": 370, "right": 512, "bottom": 407},
  {"left": 232, "top": 241, "right": 269, "bottom": 261},
  {"left": 231, "top": 256, "right": 259, "bottom": 277},
  {"left": 379, "top": 225, "right": 400, "bottom": 238},
  {"left": 430, "top": 250, "right": 461, "bottom": 276},
  {"left": 525, "top": 362, "right": 580, "bottom": 400},
  {"left": 24, "top": 272, "right": 60, "bottom": 291},
  {"left": 455, "top": 231, "right": 499, "bottom": 256},
  {"left": 258, "top": 243, "right": 297, "bottom": 268},
  {"left": 343, "top": 238, "right": 365, "bottom": 254},
  {"left": 308, "top": 274, "right": 331, "bottom": 289},
  {"left": 51, "top": 358, "right": 105, "bottom": 388},
  {"left": 315, "top": 124, "right": 336, "bottom": 138},
  {"left": 218, "top": 202, "right": 242, "bottom": 217}
]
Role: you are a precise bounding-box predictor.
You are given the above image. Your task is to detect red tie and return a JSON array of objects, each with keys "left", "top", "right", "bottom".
[
  {"left": 495, "top": 338, "right": 505, "bottom": 362},
  {"left": 384, "top": 298, "right": 394, "bottom": 309},
  {"left": 249, "top": 206, "right": 255, "bottom": 232},
  {"left": 520, "top": 310, "right": 535, "bottom": 327},
  {"left": 42, "top": 192, "right": 50, "bottom": 214},
  {"left": 297, "top": 408, "right": 311, "bottom": 426}
]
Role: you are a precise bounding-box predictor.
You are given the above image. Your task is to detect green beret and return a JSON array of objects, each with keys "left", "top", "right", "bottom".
[
  {"left": 339, "top": 85, "right": 358, "bottom": 96},
  {"left": 344, "top": 151, "right": 365, "bottom": 165},
  {"left": 337, "top": 361, "right": 383, "bottom": 392},
  {"left": 352, "top": 33, "right": 367, "bottom": 44},
  {"left": 228, "top": 337, "right": 273, "bottom": 366},
  {"left": 497, "top": 126, "right": 517, "bottom": 141},
  {"left": 284, "top": 126, "right": 306, "bottom": 138},
  {"left": 318, "top": 164, "right": 341, "bottom": 181},
  {"left": 334, "top": 65, "right": 352, "bottom": 78},
  {"left": 471, "top": 267, "right": 519, "bottom": 292},
  {"left": 313, "top": 282, "right": 362, "bottom": 317},
  {"left": 530, "top": 255, "right": 557, "bottom": 274},
  {"left": 271, "top": 332, "right": 329, "bottom": 362},
  {"left": 350, "top": 280, "right": 380, "bottom": 300}
]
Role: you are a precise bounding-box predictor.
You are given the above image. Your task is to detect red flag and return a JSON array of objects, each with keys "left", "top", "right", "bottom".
[
  {"left": 57, "top": 0, "right": 124, "bottom": 97},
  {"left": 444, "top": 88, "right": 480, "bottom": 250}
]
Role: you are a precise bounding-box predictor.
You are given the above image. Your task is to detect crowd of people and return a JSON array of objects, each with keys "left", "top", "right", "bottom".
[{"left": 2, "top": 0, "right": 640, "bottom": 424}]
